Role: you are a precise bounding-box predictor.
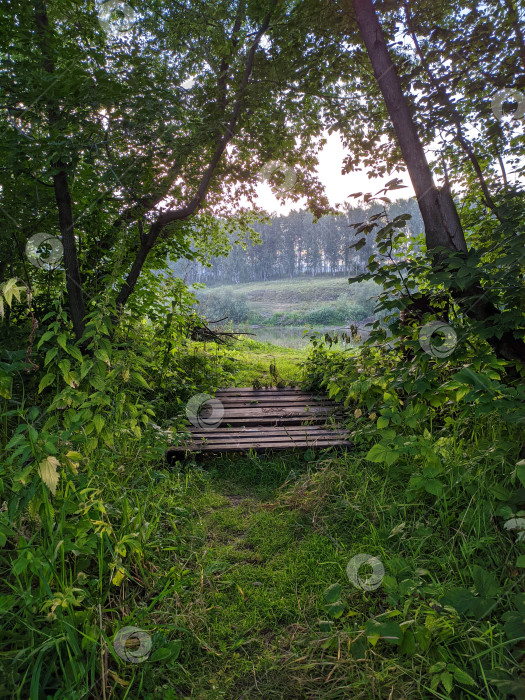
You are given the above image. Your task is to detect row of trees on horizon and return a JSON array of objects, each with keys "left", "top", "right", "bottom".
[{"left": 170, "top": 198, "right": 424, "bottom": 286}]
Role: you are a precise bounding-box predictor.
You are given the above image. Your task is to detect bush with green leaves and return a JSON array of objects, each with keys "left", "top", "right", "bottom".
[
  {"left": 0, "top": 282, "right": 236, "bottom": 698},
  {"left": 196, "top": 290, "right": 253, "bottom": 323}
]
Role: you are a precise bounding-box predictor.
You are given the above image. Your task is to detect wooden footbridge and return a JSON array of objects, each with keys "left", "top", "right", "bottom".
[{"left": 166, "top": 387, "right": 352, "bottom": 457}]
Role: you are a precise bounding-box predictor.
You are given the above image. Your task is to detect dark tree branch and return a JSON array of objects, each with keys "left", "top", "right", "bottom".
[
  {"left": 115, "top": 4, "right": 277, "bottom": 309},
  {"left": 35, "top": 1, "right": 86, "bottom": 339},
  {"left": 503, "top": 0, "right": 525, "bottom": 73}
]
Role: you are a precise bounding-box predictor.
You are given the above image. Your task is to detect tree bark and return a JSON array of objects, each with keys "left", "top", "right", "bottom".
[
  {"left": 35, "top": 2, "right": 86, "bottom": 339},
  {"left": 350, "top": 0, "right": 466, "bottom": 255},
  {"left": 348, "top": 0, "right": 525, "bottom": 366}
]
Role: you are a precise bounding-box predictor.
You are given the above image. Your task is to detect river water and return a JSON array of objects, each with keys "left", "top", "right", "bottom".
[{"left": 238, "top": 324, "right": 372, "bottom": 349}]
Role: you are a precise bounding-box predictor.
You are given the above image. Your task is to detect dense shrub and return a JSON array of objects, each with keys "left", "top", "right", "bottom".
[{"left": 196, "top": 291, "right": 252, "bottom": 323}]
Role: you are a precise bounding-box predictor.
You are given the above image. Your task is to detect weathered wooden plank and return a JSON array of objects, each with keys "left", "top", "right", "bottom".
[
  {"left": 189, "top": 430, "right": 349, "bottom": 443},
  {"left": 167, "top": 387, "right": 350, "bottom": 455},
  {"left": 168, "top": 439, "right": 352, "bottom": 454},
  {"left": 216, "top": 387, "right": 304, "bottom": 393},
  {"left": 215, "top": 397, "right": 336, "bottom": 406},
  {"left": 216, "top": 392, "right": 329, "bottom": 399},
  {"left": 218, "top": 416, "right": 340, "bottom": 426},
  {"left": 189, "top": 425, "right": 338, "bottom": 436},
  {"left": 201, "top": 406, "right": 336, "bottom": 417}
]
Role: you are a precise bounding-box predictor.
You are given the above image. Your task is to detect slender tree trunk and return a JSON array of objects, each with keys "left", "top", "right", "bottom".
[
  {"left": 350, "top": 0, "right": 466, "bottom": 254},
  {"left": 35, "top": 2, "right": 85, "bottom": 339},
  {"left": 52, "top": 169, "right": 86, "bottom": 339},
  {"left": 348, "top": 0, "right": 525, "bottom": 366}
]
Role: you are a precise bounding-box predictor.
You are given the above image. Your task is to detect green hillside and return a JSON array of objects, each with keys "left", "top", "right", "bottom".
[{"left": 195, "top": 277, "right": 380, "bottom": 325}]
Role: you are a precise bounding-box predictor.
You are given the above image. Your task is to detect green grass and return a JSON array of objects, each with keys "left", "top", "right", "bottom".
[
  {"left": 84, "top": 428, "right": 522, "bottom": 699},
  {"left": 205, "top": 337, "right": 308, "bottom": 386},
  {"left": 3, "top": 330, "right": 523, "bottom": 699},
  {"left": 196, "top": 277, "right": 380, "bottom": 321}
]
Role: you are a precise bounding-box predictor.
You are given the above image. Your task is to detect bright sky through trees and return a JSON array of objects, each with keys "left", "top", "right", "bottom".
[{"left": 255, "top": 131, "right": 414, "bottom": 214}]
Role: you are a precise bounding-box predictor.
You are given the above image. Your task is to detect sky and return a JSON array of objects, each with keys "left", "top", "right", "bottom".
[{"left": 254, "top": 131, "right": 415, "bottom": 215}]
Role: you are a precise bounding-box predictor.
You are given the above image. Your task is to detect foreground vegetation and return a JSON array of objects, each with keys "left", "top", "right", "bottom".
[
  {"left": 1, "top": 307, "right": 524, "bottom": 698},
  {"left": 2, "top": 0, "right": 525, "bottom": 696}
]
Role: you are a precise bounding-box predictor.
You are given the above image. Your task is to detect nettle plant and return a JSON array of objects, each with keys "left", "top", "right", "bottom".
[
  {"left": 0, "top": 290, "right": 165, "bottom": 548},
  {"left": 303, "top": 187, "right": 525, "bottom": 556}
]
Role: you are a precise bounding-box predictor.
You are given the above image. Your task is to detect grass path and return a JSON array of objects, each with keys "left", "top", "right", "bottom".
[{"left": 160, "top": 454, "right": 416, "bottom": 699}]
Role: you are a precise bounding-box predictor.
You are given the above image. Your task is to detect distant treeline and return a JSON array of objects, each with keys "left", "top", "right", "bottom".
[{"left": 170, "top": 199, "right": 424, "bottom": 286}]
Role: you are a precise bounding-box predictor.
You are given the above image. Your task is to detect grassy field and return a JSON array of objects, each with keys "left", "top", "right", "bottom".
[{"left": 195, "top": 277, "right": 380, "bottom": 326}]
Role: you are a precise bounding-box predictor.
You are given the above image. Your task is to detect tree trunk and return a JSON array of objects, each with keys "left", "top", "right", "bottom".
[
  {"left": 351, "top": 0, "right": 466, "bottom": 254},
  {"left": 348, "top": 0, "right": 525, "bottom": 366},
  {"left": 35, "top": 2, "right": 86, "bottom": 339},
  {"left": 52, "top": 169, "right": 86, "bottom": 340}
]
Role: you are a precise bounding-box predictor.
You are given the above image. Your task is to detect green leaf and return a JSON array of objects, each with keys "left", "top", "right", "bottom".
[
  {"left": 323, "top": 583, "right": 342, "bottom": 604},
  {"left": 0, "top": 369, "right": 12, "bottom": 399},
  {"left": 66, "top": 344, "right": 83, "bottom": 362},
  {"left": 472, "top": 566, "right": 500, "bottom": 598},
  {"left": 324, "top": 602, "right": 345, "bottom": 618},
  {"left": 441, "top": 587, "right": 476, "bottom": 615},
  {"left": 150, "top": 640, "right": 182, "bottom": 662},
  {"left": 424, "top": 479, "right": 443, "bottom": 497},
  {"left": 366, "top": 442, "right": 399, "bottom": 466},
  {"left": 130, "top": 371, "right": 150, "bottom": 388},
  {"left": 37, "top": 330, "right": 54, "bottom": 348},
  {"left": 453, "top": 668, "right": 477, "bottom": 686},
  {"left": 93, "top": 415, "right": 105, "bottom": 434},
  {"left": 38, "top": 455, "right": 60, "bottom": 495},
  {"left": 38, "top": 373, "right": 56, "bottom": 393},
  {"left": 44, "top": 347, "right": 58, "bottom": 366},
  {"left": 58, "top": 359, "right": 71, "bottom": 376},
  {"left": 364, "top": 619, "right": 402, "bottom": 645},
  {"left": 516, "top": 555, "right": 525, "bottom": 568},
  {"left": 441, "top": 671, "right": 453, "bottom": 694},
  {"left": 429, "top": 661, "right": 446, "bottom": 674},
  {"left": 57, "top": 333, "right": 67, "bottom": 350},
  {"left": 398, "top": 629, "right": 415, "bottom": 655},
  {"left": 95, "top": 348, "right": 110, "bottom": 364}
]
